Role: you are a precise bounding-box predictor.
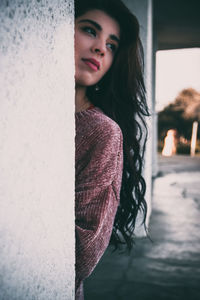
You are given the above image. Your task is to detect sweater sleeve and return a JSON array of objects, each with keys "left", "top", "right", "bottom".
[{"left": 75, "top": 121, "right": 123, "bottom": 290}]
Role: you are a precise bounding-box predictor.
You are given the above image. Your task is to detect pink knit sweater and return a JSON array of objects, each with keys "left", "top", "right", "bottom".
[{"left": 75, "top": 107, "right": 123, "bottom": 300}]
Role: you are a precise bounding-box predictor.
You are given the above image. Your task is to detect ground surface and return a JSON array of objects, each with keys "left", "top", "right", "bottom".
[{"left": 84, "top": 154, "right": 200, "bottom": 300}]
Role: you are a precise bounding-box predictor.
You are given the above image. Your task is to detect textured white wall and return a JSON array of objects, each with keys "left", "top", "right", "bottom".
[{"left": 0, "top": 1, "right": 75, "bottom": 299}]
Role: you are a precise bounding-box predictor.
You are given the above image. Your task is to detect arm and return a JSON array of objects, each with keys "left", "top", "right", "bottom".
[{"left": 75, "top": 123, "right": 123, "bottom": 288}]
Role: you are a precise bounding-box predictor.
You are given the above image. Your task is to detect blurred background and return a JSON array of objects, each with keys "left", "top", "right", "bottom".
[{"left": 85, "top": 0, "right": 200, "bottom": 299}]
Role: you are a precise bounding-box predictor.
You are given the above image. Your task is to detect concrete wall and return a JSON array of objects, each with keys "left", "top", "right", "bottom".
[
  {"left": 152, "top": 9, "right": 159, "bottom": 178},
  {"left": 123, "top": 0, "right": 153, "bottom": 232},
  {"left": 0, "top": 1, "right": 75, "bottom": 299}
]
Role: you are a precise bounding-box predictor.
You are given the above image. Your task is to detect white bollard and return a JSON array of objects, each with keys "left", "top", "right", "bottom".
[{"left": 190, "top": 121, "right": 198, "bottom": 157}]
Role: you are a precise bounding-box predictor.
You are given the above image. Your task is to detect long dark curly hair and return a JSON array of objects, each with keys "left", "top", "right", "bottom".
[{"left": 75, "top": 0, "right": 150, "bottom": 251}]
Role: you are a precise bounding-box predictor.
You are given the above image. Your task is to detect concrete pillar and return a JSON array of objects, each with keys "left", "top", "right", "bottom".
[
  {"left": 123, "top": 0, "right": 153, "bottom": 232},
  {"left": 152, "top": 13, "right": 159, "bottom": 178},
  {"left": 0, "top": 1, "right": 75, "bottom": 299}
]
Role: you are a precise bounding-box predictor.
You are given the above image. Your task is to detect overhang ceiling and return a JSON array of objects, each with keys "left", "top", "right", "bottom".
[{"left": 154, "top": 0, "right": 200, "bottom": 50}]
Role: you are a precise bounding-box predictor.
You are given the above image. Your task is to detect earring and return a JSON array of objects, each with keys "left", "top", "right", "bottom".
[{"left": 95, "top": 84, "right": 100, "bottom": 91}]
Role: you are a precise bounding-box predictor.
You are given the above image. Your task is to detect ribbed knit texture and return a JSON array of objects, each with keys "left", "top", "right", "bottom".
[{"left": 75, "top": 107, "right": 123, "bottom": 300}]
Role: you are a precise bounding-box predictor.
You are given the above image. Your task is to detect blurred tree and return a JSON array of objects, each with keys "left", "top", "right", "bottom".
[{"left": 158, "top": 88, "right": 200, "bottom": 141}]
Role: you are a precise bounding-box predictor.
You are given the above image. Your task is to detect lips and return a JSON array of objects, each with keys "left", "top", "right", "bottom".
[{"left": 82, "top": 58, "right": 100, "bottom": 71}]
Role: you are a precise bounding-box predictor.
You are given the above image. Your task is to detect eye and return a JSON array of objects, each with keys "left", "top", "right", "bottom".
[
  {"left": 82, "top": 26, "right": 96, "bottom": 37},
  {"left": 107, "top": 43, "right": 117, "bottom": 53}
]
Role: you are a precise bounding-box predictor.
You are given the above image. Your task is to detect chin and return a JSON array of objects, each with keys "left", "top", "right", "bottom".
[
  {"left": 75, "top": 70, "right": 102, "bottom": 86},
  {"left": 75, "top": 77, "right": 99, "bottom": 88}
]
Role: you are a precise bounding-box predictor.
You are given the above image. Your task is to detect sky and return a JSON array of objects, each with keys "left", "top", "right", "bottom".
[{"left": 155, "top": 48, "right": 200, "bottom": 112}]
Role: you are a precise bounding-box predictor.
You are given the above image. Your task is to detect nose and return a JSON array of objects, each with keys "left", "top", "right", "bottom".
[{"left": 91, "top": 39, "right": 105, "bottom": 57}]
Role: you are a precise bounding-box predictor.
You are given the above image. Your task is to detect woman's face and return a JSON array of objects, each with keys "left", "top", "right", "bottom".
[{"left": 75, "top": 9, "right": 120, "bottom": 87}]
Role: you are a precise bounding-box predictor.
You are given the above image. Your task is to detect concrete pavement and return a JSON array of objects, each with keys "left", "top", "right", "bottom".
[{"left": 84, "top": 155, "right": 200, "bottom": 300}]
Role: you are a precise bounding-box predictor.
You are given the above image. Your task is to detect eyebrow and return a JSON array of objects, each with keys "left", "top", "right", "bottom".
[{"left": 78, "top": 19, "right": 120, "bottom": 44}]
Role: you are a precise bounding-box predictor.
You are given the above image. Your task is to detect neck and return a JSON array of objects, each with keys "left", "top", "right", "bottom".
[{"left": 75, "top": 85, "right": 92, "bottom": 113}]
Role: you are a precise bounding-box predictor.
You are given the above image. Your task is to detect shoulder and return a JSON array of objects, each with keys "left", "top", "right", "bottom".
[
  {"left": 76, "top": 107, "right": 123, "bottom": 143},
  {"left": 90, "top": 108, "right": 122, "bottom": 142},
  {"left": 75, "top": 108, "right": 123, "bottom": 189}
]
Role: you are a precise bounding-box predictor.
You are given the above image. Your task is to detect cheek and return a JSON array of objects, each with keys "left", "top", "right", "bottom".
[
  {"left": 102, "top": 56, "right": 114, "bottom": 75},
  {"left": 75, "top": 31, "right": 84, "bottom": 56},
  {"left": 74, "top": 38, "right": 80, "bottom": 59},
  {"left": 75, "top": 30, "right": 90, "bottom": 52}
]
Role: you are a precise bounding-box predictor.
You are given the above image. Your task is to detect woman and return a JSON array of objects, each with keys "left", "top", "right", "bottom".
[{"left": 75, "top": 0, "right": 149, "bottom": 299}]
